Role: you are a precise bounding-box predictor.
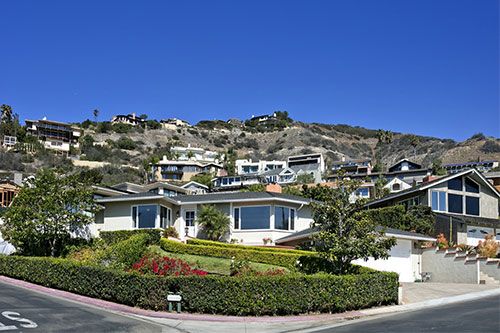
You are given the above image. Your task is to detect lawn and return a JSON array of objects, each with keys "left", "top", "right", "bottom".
[{"left": 148, "top": 245, "right": 288, "bottom": 275}]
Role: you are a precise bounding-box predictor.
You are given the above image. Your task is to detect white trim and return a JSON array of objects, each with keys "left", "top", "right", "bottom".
[{"left": 178, "top": 197, "right": 310, "bottom": 206}]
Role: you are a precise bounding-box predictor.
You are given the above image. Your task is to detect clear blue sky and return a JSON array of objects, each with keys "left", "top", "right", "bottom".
[{"left": 1, "top": 0, "right": 498, "bottom": 141}]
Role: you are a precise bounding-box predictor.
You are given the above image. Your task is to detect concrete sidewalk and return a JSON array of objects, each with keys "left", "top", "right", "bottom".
[{"left": 1, "top": 275, "right": 499, "bottom": 333}]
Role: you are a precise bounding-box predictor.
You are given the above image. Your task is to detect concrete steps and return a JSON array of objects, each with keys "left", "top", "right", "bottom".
[{"left": 480, "top": 271, "right": 500, "bottom": 285}]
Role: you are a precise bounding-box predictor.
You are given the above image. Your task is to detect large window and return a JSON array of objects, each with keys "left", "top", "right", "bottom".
[
  {"left": 275, "top": 206, "right": 295, "bottom": 230},
  {"left": 160, "top": 206, "right": 172, "bottom": 228},
  {"left": 185, "top": 211, "right": 195, "bottom": 227},
  {"left": 132, "top": 205, "right": 157, "bottom": 229},
  {"left": 431, "top": 191, "right": 446, "bottom": 211},
  {"left": 448, "top": 194, "right": 463, "bottom": 214},
  {"left": 465, "top": 196, "right": 479, "bottom": 216},
  {"left": 238, "top": 206, "right": 270, "bottom": 230},
  {"left": 465, "top": 178, "right": 479, "bottom": 193},
  {"left": 448, "top": 178, "right": 463, "bottom": 191}
]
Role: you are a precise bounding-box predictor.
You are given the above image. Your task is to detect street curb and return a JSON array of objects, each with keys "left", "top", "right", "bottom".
[{"left": 1, "top": 275, "right": 498, "bottom": 324}]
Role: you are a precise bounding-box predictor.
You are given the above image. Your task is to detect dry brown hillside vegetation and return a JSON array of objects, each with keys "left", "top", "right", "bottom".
[{"left": 1, "top": 119, "right": 499, "bottom": 185}]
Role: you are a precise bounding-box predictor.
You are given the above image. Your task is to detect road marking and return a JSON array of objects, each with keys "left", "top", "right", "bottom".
[{"left": 0, "top": 311, "right": 37, "bottom": 331}]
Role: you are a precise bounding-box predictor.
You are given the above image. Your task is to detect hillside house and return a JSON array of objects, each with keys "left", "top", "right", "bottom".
[
  {"left": 149, "top": 156, "right": 223, "bottom": 182},
  {"left": 365, "top": 169, "right": 500, "bottom": 246},
  {"left": 25, "top": 118, "right": 82, "bottom": 153},
  {"left": 111, "top": 113, "right": 145, "bottom": 126},
  {"left": 160, "top": 118, "right": 190, "bottom": 130}
]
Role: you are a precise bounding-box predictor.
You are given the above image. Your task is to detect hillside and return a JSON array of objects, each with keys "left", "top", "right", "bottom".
[{"left": 1, "top": 118, "right": 499, "bottom": 184}]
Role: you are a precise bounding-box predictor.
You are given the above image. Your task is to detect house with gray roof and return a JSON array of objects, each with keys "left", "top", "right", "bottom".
[
  {"left": 91, "top": 184, "right": 314, "bottom": 245},
  {"left": 365, "top": 169, "right": 500, "bottom": 246}
]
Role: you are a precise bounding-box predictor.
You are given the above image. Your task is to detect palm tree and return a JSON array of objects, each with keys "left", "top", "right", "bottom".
[
  {"left": 0, "top": 104, "right": 13, "bottom": 123},
  {"left": 93, "top": 109, "right": 100, "bottom": 122}
]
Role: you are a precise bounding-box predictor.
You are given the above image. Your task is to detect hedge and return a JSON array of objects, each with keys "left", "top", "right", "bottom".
[
  {"left": 0, "top": 255, "right": 398, "bottom": 315},
  {"left": 99, "top": 229, "right": 161, "bottom": 246},
  {"left": 186, "top": 239, "right": 313, "bottom": 255},
  {"left": 98, "top": 233, "right": 150, "bottom": 269},
  {"left": 161, "top": 238, "right": 312, "bottom": 269}
]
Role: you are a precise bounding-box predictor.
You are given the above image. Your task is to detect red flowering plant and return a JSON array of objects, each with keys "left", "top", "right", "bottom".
[{"left": 130, "top": 254, "right": 208, "bottom": 276}]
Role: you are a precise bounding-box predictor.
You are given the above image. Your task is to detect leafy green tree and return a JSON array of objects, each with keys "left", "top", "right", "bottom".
[
  {"left": 311, "top": 178, "right": 396, "bottom": 274},
  {"left": 431, "top": 159, "right": 447, "bottom": 176},
  {"left": 361, "top": 205, "right": 435, "bottom": 236},
  {"left": 190, "top": 173, "right": 214, "bottom": 187},
  {"left": 196, "top": 205, "right": 230, "bottom": 241},
  {"left": 0, "top": 104, "right": 13, "bottom": 122},
  {"left": 296, "top": 173, "right": 315, "bottom": 184},
  {"left": 373, "top": 176, "right": 390, "bottom": 199},
  {"left": 0, "top": 169, "right": 99, "bottom": 257}
]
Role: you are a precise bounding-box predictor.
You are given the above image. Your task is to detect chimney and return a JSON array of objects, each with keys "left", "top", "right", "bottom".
[
  {"left": 13, "top": 173, "right": 23, "bottom": 186},
  {"left": 422, "top": 175, "right": 440, "bottom": 183},
  {"left": 266, "top": 183, "right": 282, "bottom": 193},
  {"left": 131, "top": 112, "right": 136, "bottom": 119},
  {"left": 341, "top": 156, "right": 346, "bottom": 162}
]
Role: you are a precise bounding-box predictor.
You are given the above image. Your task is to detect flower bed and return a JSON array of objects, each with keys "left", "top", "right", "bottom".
[{"left": 0, "top": 255, "right": 398, "bottom": 316}]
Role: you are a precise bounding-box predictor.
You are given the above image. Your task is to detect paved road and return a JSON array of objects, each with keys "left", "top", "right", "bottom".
[
  {"left": 0, "top": 281, "right": 170, "bottom": 332},
  {"left": 311, "top": 295, "right": 500, "bottom": 333}
]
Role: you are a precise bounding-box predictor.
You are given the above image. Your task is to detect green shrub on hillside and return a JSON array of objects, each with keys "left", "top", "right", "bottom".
[
  {"left": 98, "top": 234, "right": 150, "bottom": 269},
  {"left": 99, "top": 229, "right": 161, "bottom": 246},
  {"left": 186, "top": 239, "right": 312, "bottom": 255},
  {"left": 161, "top": 238, "right": 312, "bottom": 269},
  {"left": 0, "top": 255, "right": 398, "bottom": 315}
]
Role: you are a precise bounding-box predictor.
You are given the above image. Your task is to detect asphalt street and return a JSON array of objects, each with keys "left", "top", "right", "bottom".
[
  {"left": 0, "top": 281, "right": 169, "bottom": 332},
  {"left": 311, "top": 295, "right": 500, "bottom": 333}
]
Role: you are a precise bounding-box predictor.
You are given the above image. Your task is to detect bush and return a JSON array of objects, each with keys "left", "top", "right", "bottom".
[
  {"left": 98, "top": 234, "right": 150, "bottom": 269},
  {"left": 186, "top": 239, "right": 312, "bottom": 255},
  {"left": 162, "top": 238, "right": 311, "bottom": 269},
  {"left": 0, "top": 256, "right": 398, "bottom": 315},
  {"left": 163, "top": 227, "right": 179, "bottom": 238},
  {"left": 131, "top": 254, "right": 208, "bottom": 276},
  {"left": 99, "top": 229, "right": 162, "bottom": 246},
  {"left": 476, "top": 234, "right": 499, "bottom": 258}
]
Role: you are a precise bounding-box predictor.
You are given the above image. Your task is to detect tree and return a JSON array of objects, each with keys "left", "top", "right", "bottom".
[
  {"left": 241, "top": 184, "right": 266, "bottom": 192},
  {"left": 373, "top": 176, "right": 390, "bottom": 199},
  {"left": 377, "top": 130, "right": 393, "bottom": 144},
  {"left": 0, "top": 169, "right": 99, "bottom": 257},
  {"left": 296, "top": 173, "right": 315, "bottom": 184},
  {"left": 0, "top": 104, "right": 13, "bottom": 122},
  {"left": 196, "top": 205, "right": 230, "bottom": 241},
  {"left": 311, "top": 178, "right": 396, "bottom": 274},
  {"left": 187, "top": 150, "right": 195, "bottom": 160},
  {"left": 93, "top": 109, "right": 100, "bottom": 122},
  {"left": 408, "top": 135, "right": 420, "bottom": 157},
  {"left": 431, "top": 159, "right": 447, "bottom": 176},
  {"left": 190, "top": 173, "right": 214, "bottom": 187}
]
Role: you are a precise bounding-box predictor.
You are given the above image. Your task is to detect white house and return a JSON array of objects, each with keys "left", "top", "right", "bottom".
[{"left": 92, "top": 185, "right": 314, "bottom": 245}]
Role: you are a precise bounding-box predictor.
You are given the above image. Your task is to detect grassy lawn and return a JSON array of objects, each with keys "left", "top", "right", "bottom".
[{"left": 148, "top": 245, "right": 288, "bottom": 275}]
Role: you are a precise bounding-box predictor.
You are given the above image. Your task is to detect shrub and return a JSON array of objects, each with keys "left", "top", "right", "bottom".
[
  {"left": 436, "top": 233, "right": 448, "bottom": 249},
  {"left": 163, "top": 227, "right": 179, "bottom": 239},
  {"left": 196, "top": 205, "right": 230, "bottom": 241},
  {"left": 162, "top": 238, "right": 308, "bottom": 269},
  {"left": 186, "top": 239, "right": 312, "bottom": 255},
  {"left": 476, "top": 234, "right": 499, "bottom": 258},
  {"left": 98, "top": 234, "right": 150, "bottom": 269},
  {"left": 130, "top": 254, "right": 208, "bottom": 276},
  {"left": 99, "top": 229, "right": 161, "bottom": 246},
  {"left": 0, "top": 255, "right": 398, "bottom": 315}
]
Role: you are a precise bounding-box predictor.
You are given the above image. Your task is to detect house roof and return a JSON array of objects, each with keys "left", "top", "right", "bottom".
[
  {"left": 275, "top": 226, "right": 435, "bottom": 244},
  {"left": 444, "top": 161, "right": 497, "bottom": 168},
  {"left": 143, "top": 182, "right": 189, "bottom": 193},
  {"left": 173, "top": 191, "right": 313, "bottom": 205},
  {"left": 261, "top": 167, "right": 295, "bottom": 176},
  {"left": 95, "top": 190, "right": 312, "bottom": 206},
  {"left": 388, "top": 159, "right": 422, "bottom": 172},
  {"left": 332, "top": 159, "right": 371, "bottom": 166},
  {"left": 365, "top": 169, "right": 500, "bottom": 208},
  {"left": 181, "top": 181, "right": 209, "bottom": 190}
]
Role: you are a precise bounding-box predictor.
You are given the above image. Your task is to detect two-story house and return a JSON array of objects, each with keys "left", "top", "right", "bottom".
[{"left": 365, "top": 169, "right": 500, "bottom": 246}]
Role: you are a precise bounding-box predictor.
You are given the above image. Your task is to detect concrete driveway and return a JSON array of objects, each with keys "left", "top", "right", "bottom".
[{"left": 401, "top": 282, "right": 499, "bottom": 304}]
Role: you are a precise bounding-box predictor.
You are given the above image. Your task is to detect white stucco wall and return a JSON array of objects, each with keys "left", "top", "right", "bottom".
[{"left": 353, "top": 239, "right": 418, "bottom": 282}]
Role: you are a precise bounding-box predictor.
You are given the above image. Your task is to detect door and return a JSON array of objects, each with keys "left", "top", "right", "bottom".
[{"left": 184, "top": 210, "right": 196, "bottom": 237}]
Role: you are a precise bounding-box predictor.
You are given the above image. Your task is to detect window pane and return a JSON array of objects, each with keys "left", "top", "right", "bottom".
[
  {"left": 132, "top": 206, "right": 137, "bottom": 228},
  {"left": 290, "top": 209, "right": 295, "bottom": 230},
  {"left": 448, "top": 178, "right": 463, "bottom": 191},
  {"left": 240, "top": 206, "right": 270, "bottom": 230},
  {"left": 275, "top": 206, "right": 289, "bottom": 230},
  {"left": 234, "top": 208, "right": 240, "bottom": 229},
  {"left": 185, "top": 211, "right": 195, "bottom": 227},
  {"left": 465, "top": 178, "right": 479, "bottom": 193},
  {"left": 439, "top": 191, "right": 446, "bottom": 211},
  {"left": 138, "top": 205, "right": 157, "bottom": 228},
  {"left": 466, "top": 196, "right": 479, "bottom": 216},
  {"left": 431, "top": 191, "right": 438, "bottom": 210},
  {"left": 448, "top": 194, "right": 463, "bottom": 214}
]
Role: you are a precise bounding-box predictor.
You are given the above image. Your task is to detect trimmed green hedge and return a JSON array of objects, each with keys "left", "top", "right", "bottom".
[
  {"left": 186, "top": 239, "right": 313, "bottom": 255},
  {"left": 98, "top": 234, "right": 150, "bottom": 269},
  {"left": 0, "top": 255, "right": 398, "bottom": 315},
  {"left": 161, "top": 238, "right": 313, "bottom": 269},
  {"left": 99, "top": 229, "right": 161, "bottom": 246}
]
